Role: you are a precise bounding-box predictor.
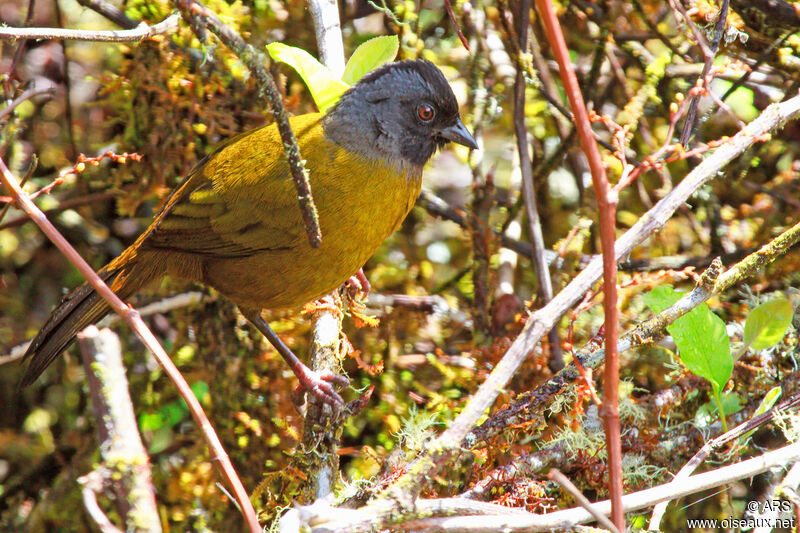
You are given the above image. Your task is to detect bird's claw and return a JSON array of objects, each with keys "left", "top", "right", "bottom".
[
  {"left": 345, "top": 269, "right": 371, "bottom": 300},
  {"left": 294, "top": 368, "right": 350, "bottom": 410}
]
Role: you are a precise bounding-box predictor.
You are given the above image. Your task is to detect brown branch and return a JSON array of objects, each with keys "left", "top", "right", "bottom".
[
  {"left": 677, "top": 0, "right": 730, "bottom": 146},
  {"left": 444, "top": 0, "right": 470, "bottom": 52},
  {"left": 75, "top": 0, "right": 138, "bottom": 29},
  {"left": 0, "top": 85, "right": 56, "bottom": 121},
  {"left": 0, "top": 156, "right": 261, "bottom": 533},
  {"left": 513, "top": 0, "right": 561, "bottom": 369},
  {"left": 172, "top": 0, "right": 322, "bottom": 248},
  {"left": 548, "top": 469, "right": 620, "bottom": 533}
]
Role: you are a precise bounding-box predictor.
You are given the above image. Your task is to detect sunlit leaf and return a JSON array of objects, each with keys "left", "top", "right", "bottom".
[
  {"left": 266, "top": 42, "right": 349, "bottom": 112},
  {"left": 644, "top": 285, "right": 731, "bottom": 394},
  {"left": 740, "top": 386, "right": 782, "bottom": 444},
  {"left": 744, "top": 297, "right": 794, "bottom": 351},
  {"left": 342, "top": 35, "right": 399, "bottom": 85}
]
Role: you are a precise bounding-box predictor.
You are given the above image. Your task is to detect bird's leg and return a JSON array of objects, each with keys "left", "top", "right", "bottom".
[
  {"left": 345, "top": 268, "right": 371, "bottom": 300},
  {"left": 240, "top": 308, "right": 349, "bottom": 408}
]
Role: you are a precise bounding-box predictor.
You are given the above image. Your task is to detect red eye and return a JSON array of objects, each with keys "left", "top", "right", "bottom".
[{"left": 417, "top": 103, "right": 435, "bottom": 121}]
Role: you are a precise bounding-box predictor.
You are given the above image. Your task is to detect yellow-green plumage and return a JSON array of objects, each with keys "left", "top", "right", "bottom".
[{"left": 145, "top": 113, "right": 422, "bottom": 309}]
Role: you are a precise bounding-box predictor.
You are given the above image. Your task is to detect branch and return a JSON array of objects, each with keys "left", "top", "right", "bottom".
[
  {"left": 77, "top": 326, "right": 161, "bottom": 533},
  {"left": 648, "top": 391, "right": 800, "bottom": 530},
  {"left": 75, "top": 0, "right": 138, "bottom": 29},
  {"left": 306, "top": 0, "right": 345, "bottom": 77},
  {"left": 0, "top": 85, "right": 56, "bottom": 121},
  {"left": 172, "top": 0, "right": 322, "bottom": 248},
  {"left": 299, "top": 441, "right": 800, "bottom": 531},
  {"left": 471, "top": 215, "right": 800, "bottom": 445},
  {"left": 78, "top": 470, "right": 124, "bottom": 533},
  {"left": 0, "top": 157, "right": 261, "bottom": 533},
  {"left": 678, "top": 0, "right": 730, "bottom": 146},
  {"left": 1, "top": 291, "right": 208, "bottom": 366},
  {"left": 512, "top": 0, "right": 560, "bottom": 368},
  {"left": 0, "top": 13, "right": 181, "bottom": 42}
]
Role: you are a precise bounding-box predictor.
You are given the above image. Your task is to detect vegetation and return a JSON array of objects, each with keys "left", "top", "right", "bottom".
[{"left": 2, "top": 0, "right": 800, "bottom": 531}]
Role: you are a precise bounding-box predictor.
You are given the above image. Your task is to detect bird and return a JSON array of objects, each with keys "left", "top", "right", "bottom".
[{"left": 20, "top": 59, "right": 478, "bottom": 407}]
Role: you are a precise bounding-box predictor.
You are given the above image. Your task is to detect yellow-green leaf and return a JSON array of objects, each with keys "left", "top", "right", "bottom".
[
  {"left": 739, "top": 386, "right": 782, "bottom": 445},
  {"left": 744, "top": 297, "right": 794, "bottom": 351},
  {"left": 342, "top": 35, "right": 399, "bottom": 85},
  {"left": 266, "top": 42, "right": 350, "bottom": 112}
]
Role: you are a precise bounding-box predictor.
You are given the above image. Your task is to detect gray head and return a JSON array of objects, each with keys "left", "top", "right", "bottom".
[{"left": 323, "top": 59, "right": 478, "bottom": 169}]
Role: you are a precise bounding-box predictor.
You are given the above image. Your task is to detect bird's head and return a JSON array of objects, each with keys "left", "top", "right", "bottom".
[{"left": 323, "top": 59, "right": 478, "bottom": 170}]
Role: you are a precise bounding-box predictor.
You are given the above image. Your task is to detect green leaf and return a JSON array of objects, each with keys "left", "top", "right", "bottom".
[
  {"left": 342, "top": 35, "right": 399, "bottom": 85},
  {"left": 739, "top": 386, "right": 782, "bottom": 444},
  {"left": 266, "top": 42, "right": 350, "bottom": 112},
  {"left": 644, "top": 285, "right": 732, "bottom": 394},
  {"left": 139, "top": 412, "right": 164, "bottom": 432},
  {"left": 744, "top": 297, "right": 794, "bottom": 351},
  {"left": 696, "top": 393, "right": 744, "bottom": 427},
  {"left": 190, "top": 380, "right": 210, "bottom": 406}
]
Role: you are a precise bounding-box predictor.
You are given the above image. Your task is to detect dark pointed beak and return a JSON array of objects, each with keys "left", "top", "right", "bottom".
[{"left": 439, "top": 119, "right": 478, "bottom": 150}]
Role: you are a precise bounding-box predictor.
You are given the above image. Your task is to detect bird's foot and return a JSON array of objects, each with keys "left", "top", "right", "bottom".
[
  {"left": 292, "top": 366, "right": 350, "bottom": 410},
  {"left": 345, "top": 269, "right": 371, "bottom": 300}
]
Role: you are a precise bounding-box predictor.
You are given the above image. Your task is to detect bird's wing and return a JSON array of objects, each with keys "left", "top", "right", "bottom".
[{"left": 143, "top": 115, "right": 325, "bottom": 258}]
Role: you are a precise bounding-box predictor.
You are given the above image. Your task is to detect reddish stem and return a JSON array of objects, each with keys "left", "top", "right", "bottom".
[{"left": 533, "top": 0, "right": 623, "bottom": 528}]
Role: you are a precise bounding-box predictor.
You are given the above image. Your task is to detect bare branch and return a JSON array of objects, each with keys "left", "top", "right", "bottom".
[
  {"left": 301, "top": 441, "right": 800, "bottom": 531},
  {"left": 0, "top": 13, "right": 181, "bottom": 42},
  {"left": 78, "top": 326, "right": 161, "bottom": 533}
]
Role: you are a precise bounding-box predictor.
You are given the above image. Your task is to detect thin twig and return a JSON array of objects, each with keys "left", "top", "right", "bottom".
[
  {"left": 678, "top": 0, "right": 730, "bottom": 146},
  {"left": 513, "top": 0, "right": 560, "bottom": 368},
  {"left": 0, "top": 13, "right": 181, "bottom": 42},
  {"left": 444, "top": 0, "right": 470, "bottom": 52},
  {"left": 79, "top": 471, "right": 125, "bottom": 533},
  {"left": 75, "top": 0, "right": 138, "bottom": 29},
  {"left": 0, "top": 85, "right": 55, "bottom": 121},
  {"left": 0, "top": 156, "right": 261, "bottom": 533},
  {"left": 548, "top": 469, "right": 620, "bottom": 533},
  {"left": 0, "top": 154, "right": 36, "bottom": 226}
]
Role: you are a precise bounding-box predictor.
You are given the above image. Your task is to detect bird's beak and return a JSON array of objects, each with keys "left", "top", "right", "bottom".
[{"left": 439, "top": 119, "right": 479, "bottom": 150}]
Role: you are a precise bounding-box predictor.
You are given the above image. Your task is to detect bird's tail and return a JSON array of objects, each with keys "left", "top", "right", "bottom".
[{"left": 19, "top": 258, "right": 149, "bottom": 387}]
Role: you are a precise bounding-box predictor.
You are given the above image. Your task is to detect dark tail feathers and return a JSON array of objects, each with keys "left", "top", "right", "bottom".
[{"left": 19, "top": 267, "right": 122, "bottom": 387}]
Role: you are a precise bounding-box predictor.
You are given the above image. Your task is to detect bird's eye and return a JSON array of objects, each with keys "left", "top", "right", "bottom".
[{"left": 417, "top": 103, "right": 435, "bottom": 122}]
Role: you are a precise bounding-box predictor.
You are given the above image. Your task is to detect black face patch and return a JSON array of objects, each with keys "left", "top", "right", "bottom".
[{"left": 324, "top": 59, "right": 467, "bottom": 169}]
